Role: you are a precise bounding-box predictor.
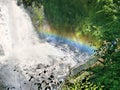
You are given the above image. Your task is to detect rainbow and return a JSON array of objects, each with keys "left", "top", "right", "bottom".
[{"left": 38, "top": 31, "right": 96, "bottom": 55}]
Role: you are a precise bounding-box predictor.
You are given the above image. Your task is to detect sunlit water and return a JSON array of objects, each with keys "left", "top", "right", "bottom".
[{"left": 0, "top": 0, "right": 94, "bottom": 90}]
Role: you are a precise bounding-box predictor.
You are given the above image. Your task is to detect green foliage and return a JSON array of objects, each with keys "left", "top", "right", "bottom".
[
  {"left": 43, "top": 0, "right": 96, "bottom": 32},
  {"left": 43, "top": 0, "right": 120, "bottom": 43},
  {"left": 32, "top": 7, "right": 44, "bottom": 27},
  {"left": 91, "top": 39, "right": 120, "bottom": 90},
  {"left": 93, "top": 0, "right": 120, "bottom": 42},
  {"left": 44, "top": 0, "right": 74, "bottom": 31},
  {"left": 17, "top": 0, "right": 42, "bottom": 7},
  {"left": 62, "top": 76, "right": 103, "bottom": 90}
]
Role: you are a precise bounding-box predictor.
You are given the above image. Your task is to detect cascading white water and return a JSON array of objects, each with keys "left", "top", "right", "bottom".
[{"left": 0, "top": 0, "right": 90, "bottom": 90}]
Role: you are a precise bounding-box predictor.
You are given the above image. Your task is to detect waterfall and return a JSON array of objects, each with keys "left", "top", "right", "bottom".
[{"left": 0, "top": 0, "right": 91, "bottom": 90}]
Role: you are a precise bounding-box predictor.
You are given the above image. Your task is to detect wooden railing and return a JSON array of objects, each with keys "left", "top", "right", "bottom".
[{"left": 70, "top": 56, "right": 97, "bottom": 76}]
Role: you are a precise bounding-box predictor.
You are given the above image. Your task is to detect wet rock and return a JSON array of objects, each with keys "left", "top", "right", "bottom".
[
  {"left": 42, "top": 80, "right": 46, "bottom": 83},
  {"left": 7, "top": 87, "right": 9, "bottom": 90},
  {"left": 59, "top": 81, "right": 62, "bottom": 84},
  {"left": 50, "top": 75, "right": 54, "bottom": 79},
  {"left": 51, "top": 84, "right": 57, "bottom": 90},
  {"left": 46, "top": 83, "right": 49, "bottom": 85},
  {"left": 45, "top": 65, "right": 50, "bottom": 68},
  {"left": 59, "top": 79, "right": 64, "bottom": 84},
  {"left": 29, "top": 76, "right": 34, "bottom": 81},
  {"left": 13, "top": 69, "right": 16, "bottom": 71},
  {"left": 36, "top": 64, "right": 45, "bottom": 69},
  {"left": 48, "top": 78, "right": 52, "bottom": 81},
  {"left": 45, "top": 86, "right": 51, "bottom": 90},
  {"left": 38, "top": 73, "right": 41, "bottom": 76},
  {"left": 11, "top": 87, "right": 15, "bottom": 89},
  {"left": 44, "top": 70, "right": 47, "bottom": 74},
  {"left": 41, "top": 76, "right": 44, "bottom": 79},
  {"left": 50, "top": 80, "right": 53, "bottom": 83},
  {"left": 17, "top": 0, "right": 23, "bottom": 6},
  {"left": 36, "top": 83, "right": 42, "bottom": 90}
]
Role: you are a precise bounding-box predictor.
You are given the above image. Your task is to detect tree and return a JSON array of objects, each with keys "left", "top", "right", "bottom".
[{"left": 17, "top": 0, "right": 42, "bottom": 7}]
